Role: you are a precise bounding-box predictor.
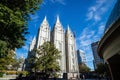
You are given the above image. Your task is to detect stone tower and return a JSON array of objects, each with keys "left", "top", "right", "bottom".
[
  {"left": 52, "top": 15, "right": 66, "bottom": 74},
  {"left": 36, "top": 16, "right": 50, "bottom": 48},
  {"left": 26, "top": 16, "right": 79, "bottom": 78},
  {"left": 29, "top": 36, "right": 36, "bottom": 52},
  {"left": 65, "top": 25, "right": 79, "bottom": 73}
]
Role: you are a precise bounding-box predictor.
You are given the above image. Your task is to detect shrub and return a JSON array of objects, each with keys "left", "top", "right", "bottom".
[
  {"left": 17, "top": 71, "right": 29, "bottom": 76},
  {"left": 0, "top": 72, "right": 4, "bottom": 77},
  {"left": 6, "top": 71, "right": 16, "bottom": 75}
]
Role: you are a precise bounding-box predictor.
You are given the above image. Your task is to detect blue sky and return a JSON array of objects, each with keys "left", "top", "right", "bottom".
[{"left": 16, "top": 0, "right": 117, "bottom": 70}]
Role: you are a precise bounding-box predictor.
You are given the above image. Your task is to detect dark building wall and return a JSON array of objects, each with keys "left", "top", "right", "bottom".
[
  {"left": 91, "top": 41, "right": 104, "bottom": 69},
  {"left": 105, "top": 0, "right": 120, "bottom": 32}
]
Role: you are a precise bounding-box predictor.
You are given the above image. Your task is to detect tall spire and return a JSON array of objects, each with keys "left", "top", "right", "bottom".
[
  {"left": 67, "top": 25, "right": 70, "bottom": 31},
  {"left": 40, "top": 16, "right": 49, "bottom": 28},
  {"left": 43, "top": 16, "right": 47, "bottom": 22},
  {"left": 56, "top": 15, "right": 60, "bottom": 23},
  {"left": 66, "top": 24, "right": 71, "bottom": 33},
  {"left": 53, "top": 15, "right": 63, "bottom": 29},
  {"left": 29, "top": 36, "right": 36, "bottom": 51}
]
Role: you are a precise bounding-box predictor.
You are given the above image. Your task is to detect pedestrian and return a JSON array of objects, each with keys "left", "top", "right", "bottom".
[{"left": 83, "top": 75, "right": 85, "bottom": 79}]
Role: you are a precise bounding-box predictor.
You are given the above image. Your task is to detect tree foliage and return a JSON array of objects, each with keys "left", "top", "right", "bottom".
[
  {"left": 12, "top": 57, "right": 25, "bottom": 71},
  {"left": 79, "top": 63, "right": 90, "bottom": 73},
  {"left": 0, "top": 0, "right": 42, "bottom": 49},
  {"left": 0, "top": 40, "right": 15, "bottom": 70},
  {"left": 28, "top": 42, "right": 61, "bottom": 76},
  {"left": 96, "top": 63, "right": 106, "bottom": 75},
  {"left": 0, "top": 0, "right": 42, "bottom": 70}
]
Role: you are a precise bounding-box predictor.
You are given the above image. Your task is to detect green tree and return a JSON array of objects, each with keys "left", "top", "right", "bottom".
[
  {"left": 0, "top": 40, "right": 15, "bottom": 70},
  {"left": 12, "top": 57, "right": 25, "bottom": 70},
  {"left": 0, "top": 0, "right": 42, "bottom": 70},
  {"left": 79, "top": 63, "right": 90, "bottom": 73},
  {"left": 96, "top": 63, "right": 106, "bottom": 76},
  {"left": 28, "top": 42, "right": 61, "bottom": 77},
  {"left": 0, "top": 0, "right": 42, "bottom": 49}
]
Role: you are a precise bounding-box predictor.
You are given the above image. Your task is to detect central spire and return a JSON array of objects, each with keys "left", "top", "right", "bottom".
[
  {"left": 53, "top": 15, "right": 63, "bottom": 29},
  {"left": 56, "top": 15, "right": 60, "bottom": 23},
  {"left": 67, "top": 25, "right": 70, "bottom": 31}
]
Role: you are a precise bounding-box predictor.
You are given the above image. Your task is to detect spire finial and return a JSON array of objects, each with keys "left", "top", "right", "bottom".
[
  {"left": 56, "top": 15, "right": 60, "bottom": 23},
  {"left": 67, "top": 24, "right": 70, "bottom": 30},
  {"left": 44, "top": 16, "right": 47, "bottom": 21}
]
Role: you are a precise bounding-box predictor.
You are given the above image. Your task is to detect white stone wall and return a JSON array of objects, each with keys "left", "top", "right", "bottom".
[
  {"left": 52, "top": 16, "right": 66, "bottom": 73},
  {"left": 27, "top": 16, "right": 79, "bottom": 76},
  {"left": 36, "top": 17, "right": 50, "bottom": 48},
  {"left": 65, "top": 26, "right": 79, "bottom": 73},
  {"left": 29, "top": 37, "right": 36, "bottom": 52}
]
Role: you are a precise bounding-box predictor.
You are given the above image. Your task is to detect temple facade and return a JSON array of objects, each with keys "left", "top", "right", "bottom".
[{"left": 26, "top": 16, "right": 79, "bottom": 78}]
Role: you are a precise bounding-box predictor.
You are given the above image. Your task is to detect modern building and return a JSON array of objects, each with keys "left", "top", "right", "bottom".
[
  {"left": 26, "top": 16, "right": 79, "bottom": 78},
  {"left": 77, "top": 50, "right": 86, "bottom": 64},
  {"left": 91, "top": 41, "right": 104, "bottom": 70},
  {"left": 97, "top": 0, "right": 120, "bottom": 79}
]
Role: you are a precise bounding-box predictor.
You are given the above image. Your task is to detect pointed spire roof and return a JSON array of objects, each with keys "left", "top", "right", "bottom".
[
  {"left": 53, "top": 15, "right": 63, "bottom": 30},
  {"left": 56, "top": 15, "right": 60, "bottom": 23},
  {"left": 39, "top": 16, "right": 49, "bottom": 29},
  {"left": 29, "top": 36, "right": 36, "bottom": 51},
  {"left": 67, "top": 25, "right": 70, "bottom": 31},
  {"left": 43, "top": 16, "right": 47, "bottom": 22},
  {"left": 66, "top": 24, "right": 71, "bottom": 34}
]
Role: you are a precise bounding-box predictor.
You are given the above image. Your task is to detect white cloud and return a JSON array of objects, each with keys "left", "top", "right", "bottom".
[
  {"left": 77, "top": 0, "right": 116, "bottom": 70},
  {"left": 23, "top": 45, "right": 29, "bottom": 51},
  {"left": 86, "top": 11, "right": 94, "bottom": 20},
  {"left": 80, "top": 39, "right": 92, "bottom": 46},
  {"left": 78, "top": 27, "right": 96, "bottom": 47},
  {"left": 96, "top": 0, "right": 106, "bottom": 4},
  {"left": 17, "top": 52, "right": 27, "bottom": 58},
  {"left": 86, "top": 0, "right": 114, "bottom": 22},
  {"left": 85, "top": 53, "right": 94, "bottom": 62},
  {"left": 76, "top": 22, "right": 106, "bottom": 69},
  {"left": 50, "top": 0, "right": 66, "bottom": 5},
  {"left": 89, "top": 6, "right": 96, "bottom": 12},
  {"left": 98, "top": 24, "right": 105, "bottom": 34},
  {"left": 94, "top": 14, "right": 101, "bottom": 21}
]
